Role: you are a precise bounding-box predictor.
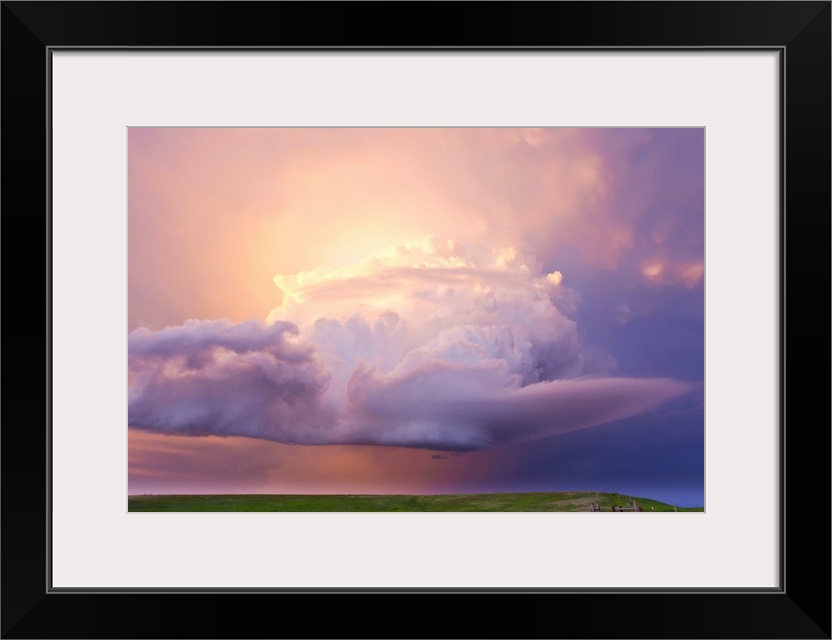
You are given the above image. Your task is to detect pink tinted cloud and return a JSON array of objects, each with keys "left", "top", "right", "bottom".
[
  {"left": 129, "top": 319, "right": 334, "bottom": 442},
  {"left": 130, "top": 128, "right": 702, "bottom": 332},
  {"left": 129, "top": 237, "right": 692, "bottom": 451}
]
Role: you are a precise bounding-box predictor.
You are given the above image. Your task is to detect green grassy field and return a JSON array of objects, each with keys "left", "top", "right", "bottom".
[{"left": 128, "top": 491, "right": 703, "bottom": 512}]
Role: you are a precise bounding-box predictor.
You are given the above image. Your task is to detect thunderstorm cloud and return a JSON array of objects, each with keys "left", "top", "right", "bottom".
[{"left": 128, "top": 237, "right": 692, "bottom": 451}]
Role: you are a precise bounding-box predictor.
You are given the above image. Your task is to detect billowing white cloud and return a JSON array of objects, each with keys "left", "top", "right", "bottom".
[{"left": 128, "top": 237, "right": 691, "bottom": 450}]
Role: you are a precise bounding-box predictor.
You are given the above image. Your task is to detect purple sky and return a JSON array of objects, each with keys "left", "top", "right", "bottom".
[{"left": 128, "top": 128, "right": 704, "bottom": 506}]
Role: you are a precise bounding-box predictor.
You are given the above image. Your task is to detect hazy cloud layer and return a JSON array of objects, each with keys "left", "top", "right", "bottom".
[
  {"left": 129, "top": 238, "right": 691, "bottom": 450},
  {"left": 128, "top": 128, "right": 703, "bottom": 332}
]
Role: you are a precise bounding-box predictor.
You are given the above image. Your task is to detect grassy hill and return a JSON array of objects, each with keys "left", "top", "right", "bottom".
[{"left": 128, "top": 491, "right": 703, "bottom": 512}]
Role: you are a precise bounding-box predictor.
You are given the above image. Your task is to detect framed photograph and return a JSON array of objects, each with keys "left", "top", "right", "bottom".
[{"left": 2, "top": 2, "right": 829, "bottom": 638}]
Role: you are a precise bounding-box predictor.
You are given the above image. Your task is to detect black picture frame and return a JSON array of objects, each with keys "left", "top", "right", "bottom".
[{"left": 2, "top": 2, "right": 829, "bottom": 638}]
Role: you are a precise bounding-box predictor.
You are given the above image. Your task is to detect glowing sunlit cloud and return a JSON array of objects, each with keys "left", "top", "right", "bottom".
[
  {"left": 129, "top": 236, "right": 691, "bottom": 451},
  {"left": 641, "top": 259, "right": 704, "bottom": 288}
]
